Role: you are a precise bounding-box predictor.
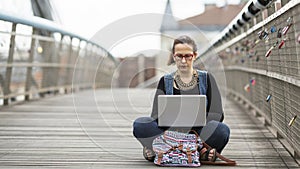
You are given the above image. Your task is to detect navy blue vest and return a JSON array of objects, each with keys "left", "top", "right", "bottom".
[{"left": 163, "top": 70, "right": 208, "bottom": 106}]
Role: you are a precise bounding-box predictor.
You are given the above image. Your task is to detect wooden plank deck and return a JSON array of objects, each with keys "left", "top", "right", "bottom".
[{"left": 0, "top": 89, "right": 299, "bottom": 168}]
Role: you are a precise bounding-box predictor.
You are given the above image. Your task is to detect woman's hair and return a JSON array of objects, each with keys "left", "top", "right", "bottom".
[
  {"left": 167, "top": 35, "right": 197, "bottom": 65},
  {"left": 172, "top": 35, "right": 197, "bottom": 54}
]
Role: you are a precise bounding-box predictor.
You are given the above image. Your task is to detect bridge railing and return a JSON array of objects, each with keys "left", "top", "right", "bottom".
[
  {"left": 0, "top": 11, "right": 117, "bottom": 106},
  {"left": 200, "top": 0, "right": 300, "bottom": 159}
]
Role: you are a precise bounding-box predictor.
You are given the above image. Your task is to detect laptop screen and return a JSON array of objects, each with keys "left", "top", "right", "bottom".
[{"left": 158, "top": 95, "right": 206, "bottom": 127}]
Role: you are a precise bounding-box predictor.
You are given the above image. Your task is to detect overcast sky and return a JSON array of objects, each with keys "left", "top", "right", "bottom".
[{"left": 52, "top": 0, "right": 241, "bottom": 57}]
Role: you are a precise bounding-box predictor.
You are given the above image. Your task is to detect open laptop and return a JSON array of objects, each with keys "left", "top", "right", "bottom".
[{"left": 158, "top": 95, "right": 206, "bottom": 127}]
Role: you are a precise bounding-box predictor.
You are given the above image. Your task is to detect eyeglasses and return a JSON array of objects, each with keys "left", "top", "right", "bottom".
[{"left": 173, "top": 53, "right": 194, "bottom": 61}]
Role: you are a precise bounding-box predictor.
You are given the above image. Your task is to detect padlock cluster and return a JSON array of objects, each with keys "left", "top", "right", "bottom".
[{"left": 262, "top": 16, "right": 293, "bottom": 57}]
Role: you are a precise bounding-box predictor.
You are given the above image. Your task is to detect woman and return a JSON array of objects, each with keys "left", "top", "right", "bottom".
[{"left": 133, "top": 35, "right": 230, "bottom": 162}]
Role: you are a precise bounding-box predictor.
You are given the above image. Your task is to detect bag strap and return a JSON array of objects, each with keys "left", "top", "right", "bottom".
[
  {"left": 189, "top": 130, "right": 199, "bottom": 138},
  {"left": 201, "top": 142, "right": 236, "bottom": 166}
]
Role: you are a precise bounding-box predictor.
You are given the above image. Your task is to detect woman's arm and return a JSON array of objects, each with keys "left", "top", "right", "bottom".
[
  {"left": 207, "top": 73, "right": 224, "bottom": 122},
  {"left": 150, "top": 77, "right": 165, "bottom": 120}
]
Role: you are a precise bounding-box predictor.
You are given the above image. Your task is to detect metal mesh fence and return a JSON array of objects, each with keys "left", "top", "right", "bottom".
[{"left": 203, "top": 1, "right": 300, "bottom": 157}]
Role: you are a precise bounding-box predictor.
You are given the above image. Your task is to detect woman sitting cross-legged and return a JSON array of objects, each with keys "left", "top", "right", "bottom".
[{"left": 133, "top": 35, "right": 230, "bottom": 162}]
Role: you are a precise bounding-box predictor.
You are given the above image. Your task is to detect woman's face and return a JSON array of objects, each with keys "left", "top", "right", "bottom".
[{"left": 173, "top": 43, "right": 196, "bottom": 73}]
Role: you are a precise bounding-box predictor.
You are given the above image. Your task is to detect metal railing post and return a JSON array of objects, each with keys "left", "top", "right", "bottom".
[
  {"left": 64, "top": 37, "right": 73, "bottom": 94},
  {"left": 40, "top": 31, "right": 54, "bottom": 96},
  {"left": 3, "top": 23, "right": 17, "bottom": 105},
  {"left": 83, "top": 44, "right": 90, "bottom": 88},
  {"left": 51, "top": 34, "right": 60, "bottom": 95},
  {"left": 73, "top": 40, "right": 82, "bottom": 91},
  {"left": 25, "top": 28, "right": 38, "bottom": 101},
  {"left": 78, "top": 42, "right": 86, "bottom": 89},
  {"left": 56, "top": 35, "right": 64, "bottom": 89}
]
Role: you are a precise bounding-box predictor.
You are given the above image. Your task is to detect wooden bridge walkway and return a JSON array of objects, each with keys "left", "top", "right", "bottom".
[{"left": 0, "top": 89, "right": 299, "bottom": 168}]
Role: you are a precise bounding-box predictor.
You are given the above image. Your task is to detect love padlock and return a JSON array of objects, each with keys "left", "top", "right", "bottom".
[
  {"left": 258, "top": 29, "right": 268, "bottom": 40},
  {"left": 266, "top": 94, "right": 272, "bottom": 102},
  {"left": 247, "top": 49, "right": 256, "bottom": 58},
  {"left": 282, "top": 25, "right": 291, "bottom": 35},
  {"left": 278, "top": 39, "right": 286, "bottom": 49},
  {"left": 289, "top": 115, "right": 297, "bottom": 127},
  {"left": 244, "top": 84, "right": 250, "bottom": 92},
  {"left": 265, "top": 46, "right": 274, "bottom": 57},
  {"left": 270, "top": 26, "right": 276, "bottom": 33},
  {"left": 282, "top": 17, "right": 293, "bottom": 35},
  {"left": 256, "top": 56, "right": 260, "bottom": 62},
  {"left": 254, "top": 39, "right": 260, "bottom": 46},
  {"left": 250, "top": 78, "right": 256, "bottom": 86},
  {"left": 277, "top": 28, "right": 282, "bottom": 38}
]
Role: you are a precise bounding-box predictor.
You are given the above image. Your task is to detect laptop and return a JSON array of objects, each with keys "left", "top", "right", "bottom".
[{"left": 158, "top": 95, "right": 206, "bottom": 127}]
